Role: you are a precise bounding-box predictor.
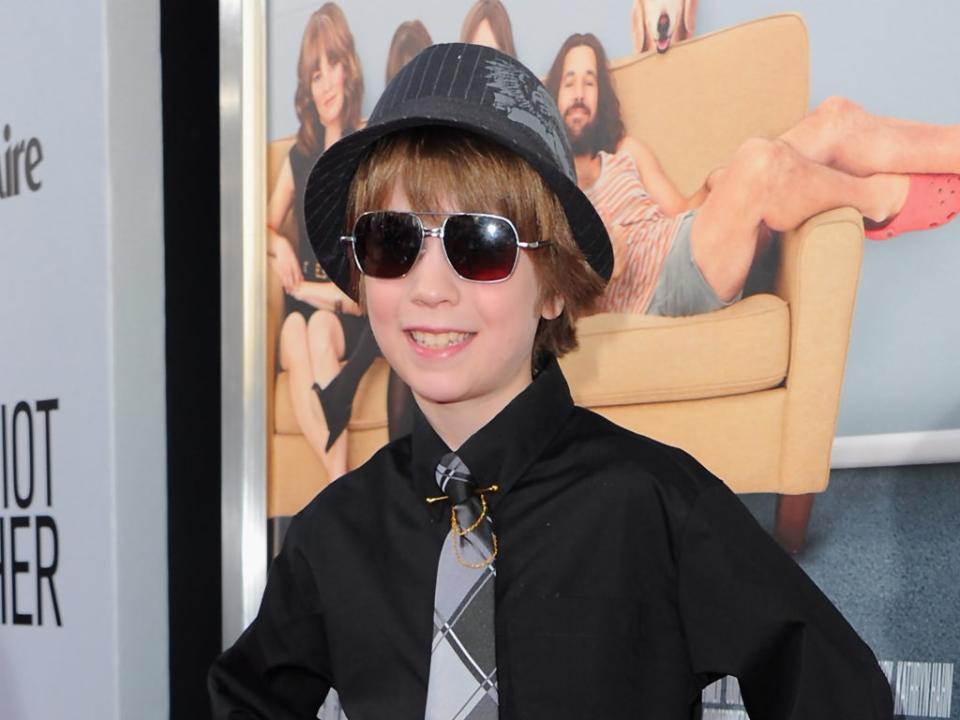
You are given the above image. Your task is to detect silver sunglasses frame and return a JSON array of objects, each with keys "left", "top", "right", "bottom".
[{"left": 340, "top": 211, "right": 549, "bottom": 283}]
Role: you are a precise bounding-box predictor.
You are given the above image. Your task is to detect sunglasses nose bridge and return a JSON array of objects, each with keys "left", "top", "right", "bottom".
[
  {"left": 417, "top": 220, "right": 446, "bottom": 261},
  {"left": 422, "top": 225, "right": 444, "bottom": 240}
]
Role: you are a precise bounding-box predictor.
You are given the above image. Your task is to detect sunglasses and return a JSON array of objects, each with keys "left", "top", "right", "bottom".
[{"left": 340, "top": 211, "right": 549, "bottom": 282}]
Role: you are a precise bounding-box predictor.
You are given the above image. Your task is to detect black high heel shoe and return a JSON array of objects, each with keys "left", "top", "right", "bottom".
[{"left": 311, "top": 323, "right": 380, "bottom": 450}]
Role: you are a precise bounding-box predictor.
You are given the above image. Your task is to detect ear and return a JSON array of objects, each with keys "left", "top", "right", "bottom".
[
  {"left": 632, "top": 0, "right": 650, "bottom": 54},
  {"left": 681, "top": 0, "right": 699, "bottom": 40},
  {"left": 540, "top": 293, "right": 565, "bottom": 321}
]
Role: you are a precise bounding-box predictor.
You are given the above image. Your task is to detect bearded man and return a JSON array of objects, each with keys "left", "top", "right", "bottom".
[{"left": 545, "top": 32, "right": 960, "bottom": 316}]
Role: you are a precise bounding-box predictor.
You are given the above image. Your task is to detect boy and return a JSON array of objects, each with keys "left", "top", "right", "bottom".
[{"left": 209, "top": 44, "right": 893, "bottom": 719}]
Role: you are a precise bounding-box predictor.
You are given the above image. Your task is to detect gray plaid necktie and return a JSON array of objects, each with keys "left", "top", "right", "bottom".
[{"left": 425, "top": 452, "right": 499, "bottom": 719}]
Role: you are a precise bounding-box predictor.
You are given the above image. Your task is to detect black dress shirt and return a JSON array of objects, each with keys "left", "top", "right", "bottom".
[{"left": 209, "top": 359, "right": 893, "bottom": 719}]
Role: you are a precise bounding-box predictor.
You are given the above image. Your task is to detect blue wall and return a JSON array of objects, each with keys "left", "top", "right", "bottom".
[{"left": 268, "top": 0, "right": 960, "bottom": 437}]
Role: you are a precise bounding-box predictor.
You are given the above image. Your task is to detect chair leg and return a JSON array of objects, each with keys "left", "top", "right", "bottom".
[{"left": 774, "top": 493, "right": 815, "bottom": 555}]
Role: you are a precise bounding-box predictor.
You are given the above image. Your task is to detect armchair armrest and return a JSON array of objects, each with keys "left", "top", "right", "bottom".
[{"left": 774, "top": 206, "right": 864, "bottom": 493}]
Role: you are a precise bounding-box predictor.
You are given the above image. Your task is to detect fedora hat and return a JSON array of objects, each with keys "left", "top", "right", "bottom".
[{"left": 303, "top": 42, "right": 613, "bottom": 299}]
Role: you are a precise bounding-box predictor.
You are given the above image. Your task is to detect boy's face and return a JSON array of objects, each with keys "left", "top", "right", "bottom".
[{"left": 364, "top": 182, "right": 562, "bottom": 425}]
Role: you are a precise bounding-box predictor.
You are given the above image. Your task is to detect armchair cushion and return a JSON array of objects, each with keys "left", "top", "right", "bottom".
[{"left": 561, "top": 294, "right": 789, "bottom": 406}]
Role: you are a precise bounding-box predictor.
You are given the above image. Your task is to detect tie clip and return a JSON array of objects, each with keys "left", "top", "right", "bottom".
[{"left": 425, "top": 484, "right": 500, "bottom": 504}]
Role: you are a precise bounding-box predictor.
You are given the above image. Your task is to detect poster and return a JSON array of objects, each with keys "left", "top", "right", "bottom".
[{"left": 258, "top": 1, "right": 960, "bottom": 716}]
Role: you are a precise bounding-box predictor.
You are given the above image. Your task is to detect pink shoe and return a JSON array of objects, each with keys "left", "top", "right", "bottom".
[{"left": 864, "top": 173, "right": 960, "bottom": 240}]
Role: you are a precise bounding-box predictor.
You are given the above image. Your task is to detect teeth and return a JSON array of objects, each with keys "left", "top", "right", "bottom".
[{"left": 410, "top": 330, "right": 471, "bottom": 349}]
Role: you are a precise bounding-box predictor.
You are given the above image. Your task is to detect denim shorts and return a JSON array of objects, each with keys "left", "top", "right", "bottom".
[{"left": 646, "top": 211, "right": 742, "bottom": 317}]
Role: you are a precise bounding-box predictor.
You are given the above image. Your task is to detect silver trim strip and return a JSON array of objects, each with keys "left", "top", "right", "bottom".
[{"left": 219, "top": 0, "right": 268, "bottom": 647}]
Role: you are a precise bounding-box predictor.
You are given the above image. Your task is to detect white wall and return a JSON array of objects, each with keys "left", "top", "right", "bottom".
[{"left": 0, "top": 1, "right": 167, "bottom": 718}]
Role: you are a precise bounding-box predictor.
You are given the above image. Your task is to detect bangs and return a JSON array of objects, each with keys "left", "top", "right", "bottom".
[
  {"left": 347, "top": 127, "right": 542, "bottom": 244},
  {"left": 300, "top": 18, "right": 345, "bottom": 73},
  {"left": 299, "top": 27, "right": 323, "bottom": 73}
]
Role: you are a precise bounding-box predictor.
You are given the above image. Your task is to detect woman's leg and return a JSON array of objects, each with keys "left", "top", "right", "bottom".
[
  {"left": 306, "top": 311, "right": 349, "bottom": 478},
  {"left": 310, "top": 317, "right": 381, "bottom": 457},
  {"left": 306, "top": 310, "right": 347, "bottom": 386},
  {"left": 691, "top": 138, "right": 907, "bottom": 302},
  {"left": 780, "top": 96, "right": 960, "bottom": 177},
  {"left": 279, "top": 311, "right": 348, "bottom": 480}
]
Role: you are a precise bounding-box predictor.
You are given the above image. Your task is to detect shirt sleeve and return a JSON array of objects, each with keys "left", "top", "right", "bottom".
[
  {"left": 208, "top": 518, "right": 333, "bottom": 719},
  {"left": 677, "top": 478, "right": 893, "bottom": 719}
]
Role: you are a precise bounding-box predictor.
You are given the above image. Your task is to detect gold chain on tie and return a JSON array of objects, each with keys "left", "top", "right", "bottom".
[
  {"left": 427, "top": 485, "right": 500, "bottom": 569},
  {"left": 451, "top": 513, "right": 498, "bottom": 569}
]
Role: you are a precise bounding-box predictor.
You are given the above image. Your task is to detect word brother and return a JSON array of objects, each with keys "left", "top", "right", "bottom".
[
  {"left": 1, "top": 124, "right": 44, "bottom": 200},
  {"left": 1, "top": 399, "right": 61, "bottom": 626}
]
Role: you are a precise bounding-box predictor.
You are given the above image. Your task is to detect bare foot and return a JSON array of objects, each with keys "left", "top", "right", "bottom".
[{"left": 862, "top": 174, "right": 910, "bottom": 224}]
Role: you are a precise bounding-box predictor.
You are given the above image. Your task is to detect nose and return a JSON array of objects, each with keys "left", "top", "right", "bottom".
[
  {"left": 657, "top": 12, "right": 670, "bottom": 37},
  {"left": 406, "top": 233, "right": 460, "bottom": 307}
]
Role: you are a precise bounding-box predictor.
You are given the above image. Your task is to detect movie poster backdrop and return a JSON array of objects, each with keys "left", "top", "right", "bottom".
[
  {"left": 262, "top": 2, "right": 958, "bottom": 717},
  {"left": 264, "top": 0, "right": 713, "bottom": 549}
]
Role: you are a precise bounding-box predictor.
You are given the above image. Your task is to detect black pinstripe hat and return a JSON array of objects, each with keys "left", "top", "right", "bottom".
[{"left": 302, "top": 42, "right": 613, "bottom": 299}]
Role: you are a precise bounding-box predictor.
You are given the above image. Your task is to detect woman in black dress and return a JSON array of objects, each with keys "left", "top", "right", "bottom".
[{"left": 267, "top": 2, "right": 369, "bottom": 480}]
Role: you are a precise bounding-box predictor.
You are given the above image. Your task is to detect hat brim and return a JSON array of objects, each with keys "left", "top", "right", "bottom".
[{"left": 302, "top": 100, "right": 613, "bottom": 301}]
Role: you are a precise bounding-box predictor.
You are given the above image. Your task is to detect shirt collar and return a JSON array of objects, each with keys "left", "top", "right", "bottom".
[{"left": 411, "top": 357, "right": 575, "bottom": 522}]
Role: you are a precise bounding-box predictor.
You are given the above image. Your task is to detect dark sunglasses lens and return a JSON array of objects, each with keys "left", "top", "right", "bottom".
[
  {"left": 443, "top": 214, "right": 518, "bottom": 281},
  {"left": 353, "top": 212, "right": 421, "bottom": 278}
]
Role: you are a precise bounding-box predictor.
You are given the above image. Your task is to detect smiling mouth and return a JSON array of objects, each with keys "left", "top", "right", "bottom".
[{"left": 409, "top": 330, "right": 473, "bottom": 349}]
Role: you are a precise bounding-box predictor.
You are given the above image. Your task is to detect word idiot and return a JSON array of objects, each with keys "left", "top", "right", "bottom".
[{"left": 1, "top": 399, "right": 61, "bottom": 627}]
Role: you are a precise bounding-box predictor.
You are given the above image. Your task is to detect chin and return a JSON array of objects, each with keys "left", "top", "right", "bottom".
[
  {"left": 401, "top": 368, "right": 478, "bottom": 407},
  {"left": 320, "top": 107, "right": 343, "bottom": 127}
]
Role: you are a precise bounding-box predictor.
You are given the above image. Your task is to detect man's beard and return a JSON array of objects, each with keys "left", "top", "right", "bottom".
[{"left": 566, "top": 114, "right": 606, "bottom": 157}]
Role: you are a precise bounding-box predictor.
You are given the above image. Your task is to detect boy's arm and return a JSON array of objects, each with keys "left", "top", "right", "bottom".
[
  {"left": 672, "top": 452, "right": 893, "bottom": 719},
  {"left": 208, "top": 520, "right": 333, "bottom": 718},
  {"left": 619, "top": 137, "right": 707, "bottom": 216}
]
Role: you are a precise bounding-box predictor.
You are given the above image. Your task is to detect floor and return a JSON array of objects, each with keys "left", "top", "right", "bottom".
[{"left": 704, "top": 462, "right": 960, "bottom": 719}]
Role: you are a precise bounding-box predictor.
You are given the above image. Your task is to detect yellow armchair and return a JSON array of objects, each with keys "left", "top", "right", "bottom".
[{"left": 560, "top": 14, "right": 863, "bottom": 551}]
